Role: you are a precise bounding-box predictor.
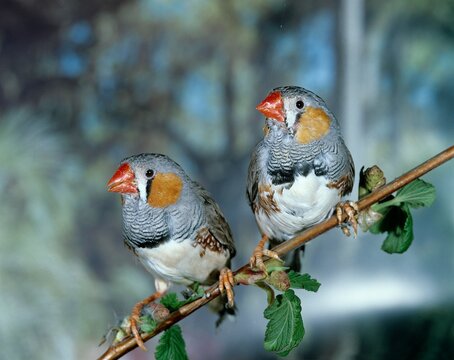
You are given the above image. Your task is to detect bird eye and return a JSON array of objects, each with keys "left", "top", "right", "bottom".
[
  {"left": 145, "top": 169, "right": 155, "bottom": 178},
  {"left": 296, "top": 100, "right": 304, "bottom": 109}
]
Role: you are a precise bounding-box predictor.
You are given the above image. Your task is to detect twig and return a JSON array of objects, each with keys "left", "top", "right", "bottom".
[
  {"left": 273, "top": 145, "right": 454, "bottom": 255},
  {"left": 98, "top": 145, "right": 454, "bottom": 360}
]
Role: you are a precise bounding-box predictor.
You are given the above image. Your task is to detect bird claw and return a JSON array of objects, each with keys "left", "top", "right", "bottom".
[
  {"left": 336, "top": 201, "right": 359, "bottom": 238},
  {"left": 262, "top": 249, "right": 281, "bottom": 260},
  {"left": 218, "top": 268, "right": 235, "bottom": 308},
  {"left": 249, "top": 235, "right": 281, "bottom": 273},
  {"left": 249, "top": 249, "right": 281, "bottom": 272},
  {"left": 130, "top": 308, "right": 147, "bottom": 351},
  {"left": 128, "top": 291, "right": 164, "bottom": 351},
  {"left": 249, "top": 252, "right": 267, "bottom": 272}
]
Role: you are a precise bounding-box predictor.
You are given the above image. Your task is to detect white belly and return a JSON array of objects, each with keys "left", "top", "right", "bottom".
[
  {"left": 256, "top": 172, "right": 340, "bottom": 241},
  {"left": 135, "top": 240, "right": 229, "bottom": 290}
]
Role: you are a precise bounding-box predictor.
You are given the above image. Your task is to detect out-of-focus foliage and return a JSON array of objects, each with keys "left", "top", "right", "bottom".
[
  {"left": 0, "top": 113, "right": 106, "bottom": 359},
  {"left": 0, "top": 0, "right": 453, "bottom": 358},
  {"left": 366, "top": 0, "right": 454, "bottom": 165}
]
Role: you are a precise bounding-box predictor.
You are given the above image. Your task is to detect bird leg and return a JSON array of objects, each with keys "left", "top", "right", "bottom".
[
  {"left": 130, "top": 291, "right": 165, "bottom": 351},
  {"left": 218, "top": 267, "right": 235, "bottom": 308},
  {"left": 336, "top": 201, "right": 359, "bottom": 237},
  {"left": 249, "top": 235, "right": 281, "bottom": 272}
]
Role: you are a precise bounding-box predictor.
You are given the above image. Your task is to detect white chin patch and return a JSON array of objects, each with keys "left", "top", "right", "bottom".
[
  {"left": 283, "top": 97, "right": 297, "bottom": 129},
  {"left": 138, "top": 180, "right": 148, "bottom": 202}
]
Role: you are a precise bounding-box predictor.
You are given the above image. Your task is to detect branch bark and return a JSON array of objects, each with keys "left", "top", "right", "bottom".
[{"left": 98, "top": 145, "right": 454, "bottom": 360}]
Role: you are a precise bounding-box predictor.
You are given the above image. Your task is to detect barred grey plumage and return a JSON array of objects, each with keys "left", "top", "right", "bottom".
[
  {"left": 119, "top": 154, "right": 235, "bottom": 257},
  {"left": 107, "top": 154, "right": 235, "bottom": 349},
  {"left": 247, "top": 86, "right": 354, "bottom": 270},
  {"left": 108, "top": 153, "right": 236, "bottom": 340}
]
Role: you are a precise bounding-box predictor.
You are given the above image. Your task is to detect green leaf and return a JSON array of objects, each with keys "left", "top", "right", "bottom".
[
  {"left": 373, "top": 179, "right": 436, "bottom": 212},
  {"left": 192, "top": 283, "right": 205, "bottom": 297},
  {"left": 155, "top": 325, "right": 188, "bottom": 360},
  {"left": 160, "top": 293, "right": 184, "bottom": 312},
  {"left": 288, "top": 271, "right": 321, "bottom": 292},
  {"left": 381, "top": 205, "right": 414, "bottom": 254},
  {"left": 160, "top": 290, "right": 204, "bottom": 312},
  {"left": 264, "top": 289, "right": 305, "bottom": 356},
  {"left": 394, "top": 179, "right": 436, "bottom": 208},
  {"left": 139, "top": 315, "right": 157, "bottom": 333},
  {"left": 367, "top": 179, "right": 434, "bottom": 254},
  {"left": 265, "top": 258, "right": 288, "bottom": 273},
  {"left": 368, "top": 206, "right": 394, "bottom": 234},
  {"left": 113, "top": 328, "right": 128, "bottom": 344}
]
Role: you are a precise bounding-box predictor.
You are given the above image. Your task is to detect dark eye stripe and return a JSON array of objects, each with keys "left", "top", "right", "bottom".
[
  {"left": 146, "top": 179, "right": 152, "bottom": 198},
  {"left": 145, "top": 170, "right": 155, "bottom": 197}
]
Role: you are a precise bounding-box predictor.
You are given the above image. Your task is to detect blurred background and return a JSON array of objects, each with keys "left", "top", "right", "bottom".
[{"left": 1, "top": 0, "right": 453, "bottom": 359}]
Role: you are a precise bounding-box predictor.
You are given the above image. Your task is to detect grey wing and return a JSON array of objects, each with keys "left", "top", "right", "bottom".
[
  {"left": 196, "top": 185, "right": 236, "bottom": 258},
  {"left": 322, "top": 139, "right": 355, "bottom": 196},
  {"left": 246, "top": 141, "right": 264, "bottom": 210}
]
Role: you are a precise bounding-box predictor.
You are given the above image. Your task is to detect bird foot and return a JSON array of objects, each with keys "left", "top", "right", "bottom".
[
  {"left": 249, "top": 235, "right": 281, "bottom": 272},
  {"left": 129, "top": 291, "right": 165, "bottom": 351},
  {"left": 336, "top": 201, "right": 359, "bottom": 237},
  {"left": 218, "top": 267, "right": 235, "bottom": 308}
]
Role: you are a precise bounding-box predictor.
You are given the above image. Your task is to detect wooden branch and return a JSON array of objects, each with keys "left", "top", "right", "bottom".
[
  {"left": 98, "top": 145, "right": 454, "bottom": 360},
  {"left": 273, "top": 145, "right": 454, "bottom": 256}
]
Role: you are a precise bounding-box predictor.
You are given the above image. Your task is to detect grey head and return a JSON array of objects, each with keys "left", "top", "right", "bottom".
[
  {"left": 116, "top": 153, "right": 193, "bottom": 205},
  {"left": 107, "top": 153, "right": 203, "bottom": 248},
  {"left": 252, "top": 86, "right": 354, "bottom": 188},
  {"left": 257, "top": 85, "right": 341, "bottom": 137}
]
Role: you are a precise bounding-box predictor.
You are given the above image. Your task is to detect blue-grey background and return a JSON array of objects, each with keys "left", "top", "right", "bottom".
[{"left": 0, "top": 0, "right": 453, "bottom": 359}]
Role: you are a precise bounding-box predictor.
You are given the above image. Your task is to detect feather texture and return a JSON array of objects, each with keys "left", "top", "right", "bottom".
[
  {"left": 248, "top": 86, "right": 355, "bottom": 245},
  {"left": 115, "top": 154, "right": 235, "bottom": 291}
]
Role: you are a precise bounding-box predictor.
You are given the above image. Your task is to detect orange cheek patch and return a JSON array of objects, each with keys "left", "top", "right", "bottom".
[
  {"left": 147, "top": 173, "right": 183, "bottom": 208},
  {"left": 295, "top": 106, "right": 331, "bottom": 144}
]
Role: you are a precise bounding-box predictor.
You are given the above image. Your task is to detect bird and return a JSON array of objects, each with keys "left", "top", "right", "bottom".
[
  {"left": 107, "top": 153, "right": 236, "bottom": 350},
  {"left": 247, "top": 86, "right": 356, "bottom": 271}
]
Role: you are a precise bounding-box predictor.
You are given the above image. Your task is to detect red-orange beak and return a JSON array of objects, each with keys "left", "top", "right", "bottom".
[
  {"left": 107, "top": 163, "right": 138, "bottom": 194},
  {"left": 256, "top": 91, "right": 285, "bottom": 122}
]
